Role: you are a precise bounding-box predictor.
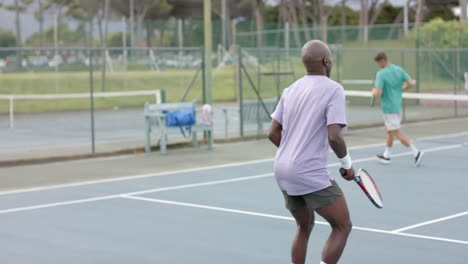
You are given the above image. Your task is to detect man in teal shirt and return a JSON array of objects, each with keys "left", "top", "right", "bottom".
[{"left": 372, "top": 51, "right": 423, "bottom": 166}]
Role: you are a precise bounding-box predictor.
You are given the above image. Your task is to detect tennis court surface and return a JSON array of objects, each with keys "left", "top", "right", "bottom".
[{"left": 1, "top": 119, "right": 467, "bottom": 263}]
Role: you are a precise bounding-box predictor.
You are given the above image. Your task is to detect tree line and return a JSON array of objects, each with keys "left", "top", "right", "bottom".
[{"left": 0, "top": 0, "right": 466, "bottom": 49}]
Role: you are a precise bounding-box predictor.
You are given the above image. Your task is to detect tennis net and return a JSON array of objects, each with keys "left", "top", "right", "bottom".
[{"left": 344, "top": 90, "right": 468, "bottom": 128}]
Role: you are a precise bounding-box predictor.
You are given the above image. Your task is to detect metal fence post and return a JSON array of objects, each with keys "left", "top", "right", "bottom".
[
  {"left": 89, "top": 49, "right": 96, "bottom": 154},
  {"left": 401, "top": 50, "right": 407, "bottom": 122},
  {"left": 9, "top": 96, "right": 14, "bottom": 129},
  {"left": 336, "top": 47, "right": 341, "bottom": 83},
  {"left": 201, "top": 47, "right": 206, "bottom": 105},
  {"left": 238, "top": 47, "right": 244, "bottom": 137},
  {"left": 257, "top": 50, "right": 261, "bottom": 136},
  {"left": 453, "top": 50, "right": 458, "bottom": 117},
  {"left": 415, "top": 28, "right": 420, "bottom": 94}
]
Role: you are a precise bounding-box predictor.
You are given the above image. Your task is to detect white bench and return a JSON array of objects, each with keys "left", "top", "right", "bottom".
[{"left": 144, "top": 101, "right": 213, "bottom": 154}]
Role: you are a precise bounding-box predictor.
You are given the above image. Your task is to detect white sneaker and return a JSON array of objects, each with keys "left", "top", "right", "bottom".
[
  {"left": 377, "top": 154, "right": 391, "bottom": 164},
  {"left": 414, "top": 151, "right": 424, "bottom": 167}
]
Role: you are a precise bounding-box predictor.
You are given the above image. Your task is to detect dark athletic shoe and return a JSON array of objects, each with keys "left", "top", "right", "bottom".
[
  {"left": 377, "top": 154, "right": 391, "bottom": 164},
  {"left": 414, "top": 151, "right": 424, "bottom": 167}
]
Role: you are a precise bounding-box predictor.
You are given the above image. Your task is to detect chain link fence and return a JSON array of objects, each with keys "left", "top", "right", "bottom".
[{"left": 0, "top": 39, "right": 466, "bottom": 160}]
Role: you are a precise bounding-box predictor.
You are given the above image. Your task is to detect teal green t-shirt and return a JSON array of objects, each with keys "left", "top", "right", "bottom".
[{"left": 375, "top": 64, "right": 409, "bottom": 114}]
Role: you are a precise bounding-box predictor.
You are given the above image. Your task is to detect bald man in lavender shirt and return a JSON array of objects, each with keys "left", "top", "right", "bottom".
[{"left": 268, "top": 40, "right": 355, "bottom": 264}]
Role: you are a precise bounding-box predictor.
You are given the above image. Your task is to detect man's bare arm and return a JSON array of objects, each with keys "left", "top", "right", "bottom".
[
  {"left": 328, "top": 124, "right": 355, "bottom": 181},
  {"left": 328, "top": 124, "right": 348, "bottom": 158},
  {"left": 268, "top": 119, "right": 282, "bottom": 148},
  {"left": 372, "top": 87, "right": 383, "bottom": 97},
  {"left": 403, "top": 79, "right": 416, "bottom": 90}
]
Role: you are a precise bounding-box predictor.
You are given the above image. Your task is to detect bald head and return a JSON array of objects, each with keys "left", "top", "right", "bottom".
[{"left": 301, "top": 40, "right": 332, "bottom": 76}]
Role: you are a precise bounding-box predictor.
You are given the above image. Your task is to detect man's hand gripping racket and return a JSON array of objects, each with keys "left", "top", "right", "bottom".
[{"left": 340, "top": 168, "right": 384, "bottom": 209}]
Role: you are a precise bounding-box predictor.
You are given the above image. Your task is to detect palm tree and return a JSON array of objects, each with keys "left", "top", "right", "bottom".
[
  {"left": 251, "top": 0, "right": 264, "bottom": 48},
  {"left": 5, "top": 0, "right": 33, "bottom": 68},
  {"left": 359, "top": 0, "right": 369, "bottom": 42},
  {"left": 415, "top": 0, "right": 425, "bottom": 28}
]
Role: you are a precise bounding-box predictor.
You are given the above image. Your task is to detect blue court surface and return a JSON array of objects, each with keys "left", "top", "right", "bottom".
[{"left": 1, "top": 133, "right": 467, "bottom": 264}]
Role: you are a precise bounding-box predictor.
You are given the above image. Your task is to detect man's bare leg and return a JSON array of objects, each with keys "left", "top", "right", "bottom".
[
  {"left": 386, "top": 130, "right": 394, "bottom": 148},
  {"left": 290, "top": 206, "right": 314, "bottom": 264},
  {"left": 394, "top": 129, "right": 411, "bottom": 147},
  {"left": 315, "top": 196, "right": 352, "bottom": 264},
  {"left": 383, "top": 130, "right": 394, "bottom": 158}
]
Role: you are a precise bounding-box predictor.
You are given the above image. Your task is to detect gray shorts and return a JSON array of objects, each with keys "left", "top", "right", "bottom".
[
  {"left": 282, "top": 180, "right": 344, "bottom": 211},
  {"left": 383, "top": 113, "right": 401, "bottom": 131}
]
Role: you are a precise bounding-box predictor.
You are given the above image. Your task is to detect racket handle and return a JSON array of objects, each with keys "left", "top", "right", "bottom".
[{"left": 339, "top": 168, "right": 346, "bottom": 176}]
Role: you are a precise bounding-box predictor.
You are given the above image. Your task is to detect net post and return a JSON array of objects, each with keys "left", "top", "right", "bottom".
[{"left": 156, "top": 90, "right": 164, "bottom": 104}]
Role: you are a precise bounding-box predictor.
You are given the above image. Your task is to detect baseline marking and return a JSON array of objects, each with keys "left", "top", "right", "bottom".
[
  {"left": 391, "top": 211, "right": 468, "bottom": 233},
  {"left": 1, "top": 131, "right": 466, "bottom": 196},
  {"left": 0, "top": 195, "right": 118, "bottom": 214},
  {"left": 121, "top": 195, "right": 468, "bottom": 246},
  {"left": 0, "top": 158, "right": 274, "bottom": 196},
  {"left": 0, "top": 144, "right": 462, "bottom": 215}
]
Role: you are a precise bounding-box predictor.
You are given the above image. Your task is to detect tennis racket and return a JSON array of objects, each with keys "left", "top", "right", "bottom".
[{"left": 340, "top": 168, "right": 383, "bottom": 209}]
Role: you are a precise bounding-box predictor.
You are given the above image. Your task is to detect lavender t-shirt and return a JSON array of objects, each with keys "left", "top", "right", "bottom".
[{"left": 271, "top": 75, "right": 347, "bottom": 195}]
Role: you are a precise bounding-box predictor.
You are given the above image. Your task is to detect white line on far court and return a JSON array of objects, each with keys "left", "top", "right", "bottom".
[
  {"left": 0, "top": 158, "right": 274, "bottom": 196},
  {"left": 0, "top": 195, "right": 119, "bottom": 214},
  {"left": 391, "top": 211, "right": 468, "bottom": 233},
  {"left": 0, "top": 144, "right": 462, "bottom": 216},
  {"left": 1, "top": 131, "right": 467, "bottom": 196},
  {"left": 121, "top": 195, "right": 468, "bottom": 246},
  {"left": 415, "top": 131, "right": 468, "bottom": 142}
]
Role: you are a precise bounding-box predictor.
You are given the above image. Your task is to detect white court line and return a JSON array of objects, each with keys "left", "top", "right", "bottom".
[
  {"left": 123, "top": 173, "right": 273, "bottom": 197},
  {"left": 122, "top": 195, "right": 298, "bottom": 221},
  {"left": 346, "top": 131, "right": 468, "bottom": 151},
  {"left": 0, "top": 144, "right": 462, "bottom": 215},
  {"left": 392, "top": 144, "right": 463, "bottom": 157},
  {"left": 0, "top": 158, "right": 274, "bottom": 196},
  {"left": 1, "top": 131, "right": 467, "bottom": 196},
  {"left": 391, "top": 211, "right": 468, "bottom": 233},
  {"left": 0, "top": 195, "right": 119, "bottom": 214},
  {"left": 416, "top": 131, "right": 468, "bottom": 142},
  {"left": 121, "top": 195, "right": 468, "bottom": 246},
  {"left": 0, "top": 173, "right": 272, "bottom": 215}
]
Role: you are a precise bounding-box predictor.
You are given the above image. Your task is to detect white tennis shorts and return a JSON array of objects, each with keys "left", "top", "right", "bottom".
[{"left": 383, "top": 113, "right": 401, "bottom": 131}]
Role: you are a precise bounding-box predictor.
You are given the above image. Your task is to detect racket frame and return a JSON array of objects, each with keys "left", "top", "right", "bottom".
[
  {"left": 340, "top": 168, "right": 383, "bottom": 209},
  {"left": 354, "top": 169, "right": 383, "bottom": 208}
]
